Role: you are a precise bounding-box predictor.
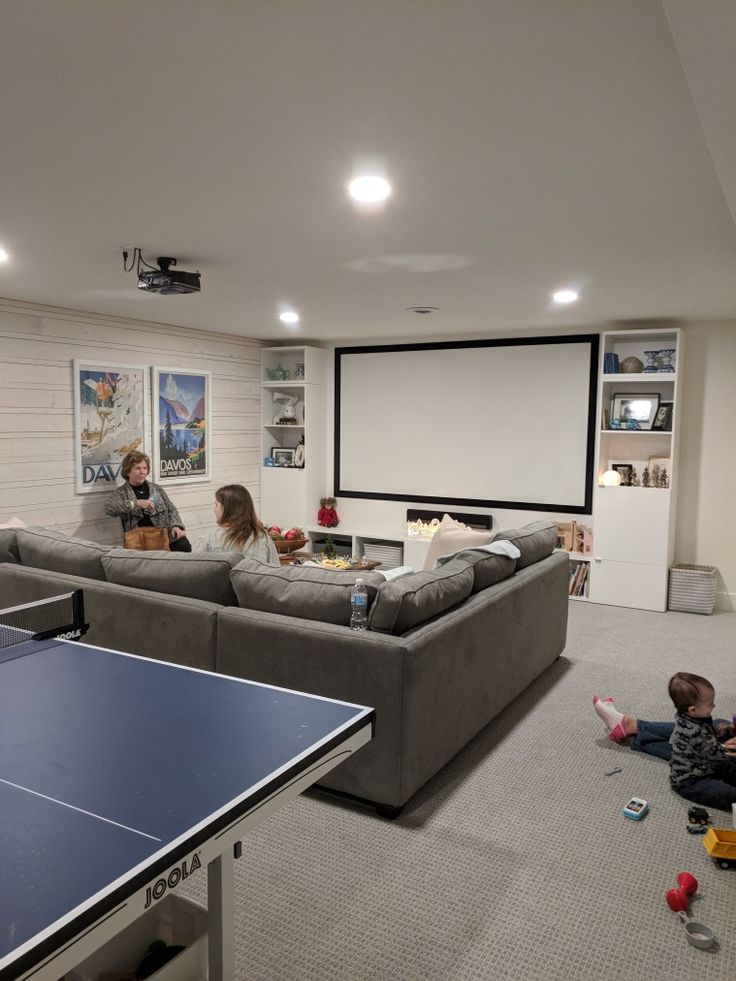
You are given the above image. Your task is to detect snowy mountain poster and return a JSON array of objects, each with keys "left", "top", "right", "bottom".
[
  {"left": 153, "top": 368, "right": 211, "bottom": 484},
  {"left": 73, "top": 361, "right": 147, "bottom": 494}
]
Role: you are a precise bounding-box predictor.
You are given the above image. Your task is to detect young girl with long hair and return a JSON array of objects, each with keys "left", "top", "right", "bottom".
[{"left": 194, "top": 484, "right": 279, "bottom": 564}]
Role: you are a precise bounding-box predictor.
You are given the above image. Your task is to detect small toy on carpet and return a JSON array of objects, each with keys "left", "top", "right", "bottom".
[{"left": 623, "top": 796, "right": 649, "bottom": 820}]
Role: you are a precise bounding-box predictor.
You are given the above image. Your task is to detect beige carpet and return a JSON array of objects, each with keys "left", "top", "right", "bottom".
[{"left": 180, "top": 602, "right": 736, "bottom": 980}]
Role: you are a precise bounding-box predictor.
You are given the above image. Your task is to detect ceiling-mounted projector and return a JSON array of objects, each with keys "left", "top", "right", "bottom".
[
  {"left": 122, "top": 249, "right": 201, "bottom": 295},
  {"left": 137, "top": 256, "right": 200, "bottom": 295}
]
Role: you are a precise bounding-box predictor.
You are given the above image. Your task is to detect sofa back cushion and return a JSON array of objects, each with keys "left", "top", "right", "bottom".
[
  {"left": 493, "top": 520, "right": 557, "bottom": 570},
  {"left": 16, "top": 526, "right": 112, "bottom": 580},
  {"left": 230, "top": 559, "right": 385, "bottom": 626},
  {"left": 102, "top": 549, "right": 242, "bottom": 605},
  {"left": 369, "top": 559, "right": 474, "bottom": 634},
  {"left": 450, "top": 548, "right": 518, "bottom": 594},
  {"left": 0, "top": 528, "right": 19, "bottom": 564}
]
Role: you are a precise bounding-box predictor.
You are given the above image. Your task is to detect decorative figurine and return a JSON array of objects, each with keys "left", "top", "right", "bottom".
[
  {"left": 317, "top": 497, "right": 339, "bottom": 528},
  {"left": 272, "top": 391, "right": 299, "bottom": 425}
]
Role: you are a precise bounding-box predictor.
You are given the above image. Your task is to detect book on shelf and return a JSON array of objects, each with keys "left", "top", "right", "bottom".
[
  {"left": 569, "top": 561, "right": 589, "bottom": 597},
  {"left": 603, "top": 352, "right": 620, "bottom": 374}
]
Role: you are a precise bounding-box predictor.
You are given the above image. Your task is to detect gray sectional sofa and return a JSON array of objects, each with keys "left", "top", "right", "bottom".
[{"left": 0, "top": 522, "right": 569, "bottom": 815}]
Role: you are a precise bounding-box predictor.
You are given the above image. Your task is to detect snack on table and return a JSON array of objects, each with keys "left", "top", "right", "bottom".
[{"left": 318, "top": 557, "right": 350, "bottom": 569}]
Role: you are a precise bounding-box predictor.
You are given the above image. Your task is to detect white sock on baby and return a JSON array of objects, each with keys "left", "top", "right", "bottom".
[{"left": 592, "top": 694, "right": 624, "bottom": 732}]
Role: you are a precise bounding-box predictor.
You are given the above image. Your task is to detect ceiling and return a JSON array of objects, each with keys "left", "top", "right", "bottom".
[{"left": 2, "top": 0, "right": 736, "bottom": 344}]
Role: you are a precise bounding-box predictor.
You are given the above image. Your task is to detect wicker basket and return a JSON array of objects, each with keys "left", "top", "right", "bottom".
[
  {"left": 668, "top": 564, "right": 717, "bottom": 615},
  {"left": 272, "top": 537, "right": 308, "bottom": 554}
]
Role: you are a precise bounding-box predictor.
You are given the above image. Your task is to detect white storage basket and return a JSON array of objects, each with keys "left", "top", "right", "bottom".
[{"left": 668, "top": 564, "right": 717, "bottom": 615}]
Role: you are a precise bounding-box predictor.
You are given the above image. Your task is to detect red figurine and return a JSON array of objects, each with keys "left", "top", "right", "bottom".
[{"left": 317, "top": 497, "right": 339, "bottom": 528}]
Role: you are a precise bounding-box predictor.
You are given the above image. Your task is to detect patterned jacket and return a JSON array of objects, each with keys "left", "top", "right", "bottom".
[
  {"left": 669, "top": 713, "right": 729, "bottom": 788},
  {"left": 105, "top": 480, "right": 185, "bottom": 535}
]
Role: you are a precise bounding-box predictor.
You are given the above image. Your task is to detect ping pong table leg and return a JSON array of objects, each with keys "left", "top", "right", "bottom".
[{"left": 207, "top": 852, "right": 235, "bottom": 980}]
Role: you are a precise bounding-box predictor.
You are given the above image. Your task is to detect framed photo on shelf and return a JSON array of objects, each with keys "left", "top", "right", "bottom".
[
  {"left": 651, "top": 402, "right": 673, "bottom": 431},
  {"left": 272, "top": 447, "right": 295, "bottom": 466},
  {"left": 610, "top": 393, "right": 660, "bottom": 430},
  {"left": 608, "top": 462, "right": 634, "bottom": 486}
]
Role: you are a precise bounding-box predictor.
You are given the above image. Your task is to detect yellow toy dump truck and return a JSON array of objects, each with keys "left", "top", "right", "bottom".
[{"left": 703, "top": 828, "right": 736, "bottom": 869}]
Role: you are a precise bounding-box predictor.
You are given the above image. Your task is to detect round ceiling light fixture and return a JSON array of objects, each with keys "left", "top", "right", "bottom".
[
  {"left": 348, "top": 175, "right": 392, "bottom": 204},
  {"left": 552, "top": 289, "right": 579, "bottom": 305},
  {"left": 407, "top": 306, "right": 439, "bottom": 314},
  {"left": 0, "top": 248, "right": 9, "bottom": 263},
  {"left": 279, "top": 310, "right": 300, "bottom": 325}
]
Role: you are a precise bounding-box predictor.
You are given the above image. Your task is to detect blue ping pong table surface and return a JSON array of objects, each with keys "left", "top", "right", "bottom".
[{"left": 0, "top": 636, "right": 373, "bottom": 978}]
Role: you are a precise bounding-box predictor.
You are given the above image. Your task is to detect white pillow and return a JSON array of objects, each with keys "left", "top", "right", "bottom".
[{"left": 421, "top": 514, "right": 495, "bottom": 571}]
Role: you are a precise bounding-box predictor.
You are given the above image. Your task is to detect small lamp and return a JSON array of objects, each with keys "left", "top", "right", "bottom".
[{"left": 601, "top": 469, "right": 622, "bottom": 487}]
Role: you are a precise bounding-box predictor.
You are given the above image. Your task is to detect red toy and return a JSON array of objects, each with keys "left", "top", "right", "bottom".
[
  {"left": 665, "top": 872, "right": 698, "bottom": 912},
  {"left": 317, "top": 497, "right": 339, "bottom": 528},
  {"left": 677, "top": 871, "right": 698, "bottom": 895}
]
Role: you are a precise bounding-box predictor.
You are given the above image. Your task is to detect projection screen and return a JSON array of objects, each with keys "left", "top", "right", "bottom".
[{"left": 334, "top": 335, "right": 599, "bottom": 514}]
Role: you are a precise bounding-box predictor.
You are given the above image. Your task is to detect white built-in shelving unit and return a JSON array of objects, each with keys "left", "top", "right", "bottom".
[
  {"left": 587, "top": 327, "right": 683, "bottom": 612},
  {"left": 260, "top": 346, "right": 326, "bottom": 531}
]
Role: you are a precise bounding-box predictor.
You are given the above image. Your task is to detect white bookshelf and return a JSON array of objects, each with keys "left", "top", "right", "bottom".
[
  {"left": 260, "top": 346, "right": 327, "bottom": 531},
  {"left": 588, "top": 327, "right": 683, "bottom": 611}
]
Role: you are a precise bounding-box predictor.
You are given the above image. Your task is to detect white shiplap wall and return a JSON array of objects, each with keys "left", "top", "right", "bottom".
[{"left": 0, "top": 298, "right": 264, "bottom": 545}]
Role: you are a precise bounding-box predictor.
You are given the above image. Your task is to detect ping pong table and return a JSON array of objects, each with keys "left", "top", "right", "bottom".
[{"left": 0, "top": 599, "right": 374, "bottom": 980}]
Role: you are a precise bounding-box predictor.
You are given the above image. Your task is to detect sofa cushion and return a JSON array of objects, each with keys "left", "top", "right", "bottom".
[
  {"left": 422, "top": 513, "right": 495, "bottom": 571},
  {"left": 16, "top": 526, "right": 112, "bottom": 580},
  {"left": 493, "top": 520, "right": 557, "bottom": 570},
  {"left": 369, "top": 559, "right": 474, "bottom": 634},
  {"left": 230, "top": 559, "right": 386, "bottom": 626},
  {"left": 0, "top": 528, "right": 19, "bottom": 564},
  {"left": 102, "top": 549, "right": 242, "bottom": 605},
  {"left": 447, "top": 545, "right": 518, "bottom": 594}
]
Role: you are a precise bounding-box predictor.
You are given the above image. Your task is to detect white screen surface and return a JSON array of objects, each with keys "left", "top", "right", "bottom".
[{"left": 335, "top": 337, "right": 597, "bottom": 512}]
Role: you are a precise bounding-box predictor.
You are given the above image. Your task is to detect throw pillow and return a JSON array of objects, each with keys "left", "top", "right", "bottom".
[
  {"left": 369, "top": 559, "right": 474, "bottom": 635},
  {"left": 230, "top": 559, "right": 385, "bottom": 626},
  {"left": 102, "top": 549, "right": 242, "bottom": 605},
  {"left": 16, "top": 526, "right": 112, "bottom": 580},
  {"left": 493, "top": 520, "right": 557, "bottom": 570},
  {"left": 422, "top": 513, "right": 495, "bottom": 571}
]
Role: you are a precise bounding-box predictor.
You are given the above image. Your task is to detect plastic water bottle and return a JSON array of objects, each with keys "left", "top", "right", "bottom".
[{"left": 350, "top": 578, "right": 368, "bottom": 631}]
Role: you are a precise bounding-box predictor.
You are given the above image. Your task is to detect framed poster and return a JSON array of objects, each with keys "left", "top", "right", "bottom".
[
  {"left": 73, "top": 360, "right": 147, "bottom": 494},
  {"left": 153, "top": 367, "right": 211, "bottom": 484}
]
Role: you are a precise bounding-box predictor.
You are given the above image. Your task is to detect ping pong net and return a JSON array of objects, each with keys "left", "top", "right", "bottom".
[{"left": 0, "top": 590, "right": 88, "bottom": 650}]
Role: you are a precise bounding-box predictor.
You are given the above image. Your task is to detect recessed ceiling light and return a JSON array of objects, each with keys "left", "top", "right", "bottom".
[
  {"left": 279, "top": 311, "right": 300, "bottom": 325},
  {"left": 0, "top": 248, "right": 9, "bottom": 263},
  {"left": 348, "top": 175, "right": 392, "bottom": 204},
  {"left": 552, "top": 289, "right": 579, "bottom": 305}
]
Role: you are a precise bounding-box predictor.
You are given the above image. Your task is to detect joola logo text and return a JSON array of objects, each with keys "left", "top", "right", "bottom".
[
  {"left": 144, "top": 852, "right": 202, "bottom": 908},
  {"left": 56, "top": 628, "right": 83, "bottom": 640}
]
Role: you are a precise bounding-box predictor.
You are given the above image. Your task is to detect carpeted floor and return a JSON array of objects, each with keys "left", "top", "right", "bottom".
[{"left": 180, "top": 602, "right": 736, "bottom": 979}]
